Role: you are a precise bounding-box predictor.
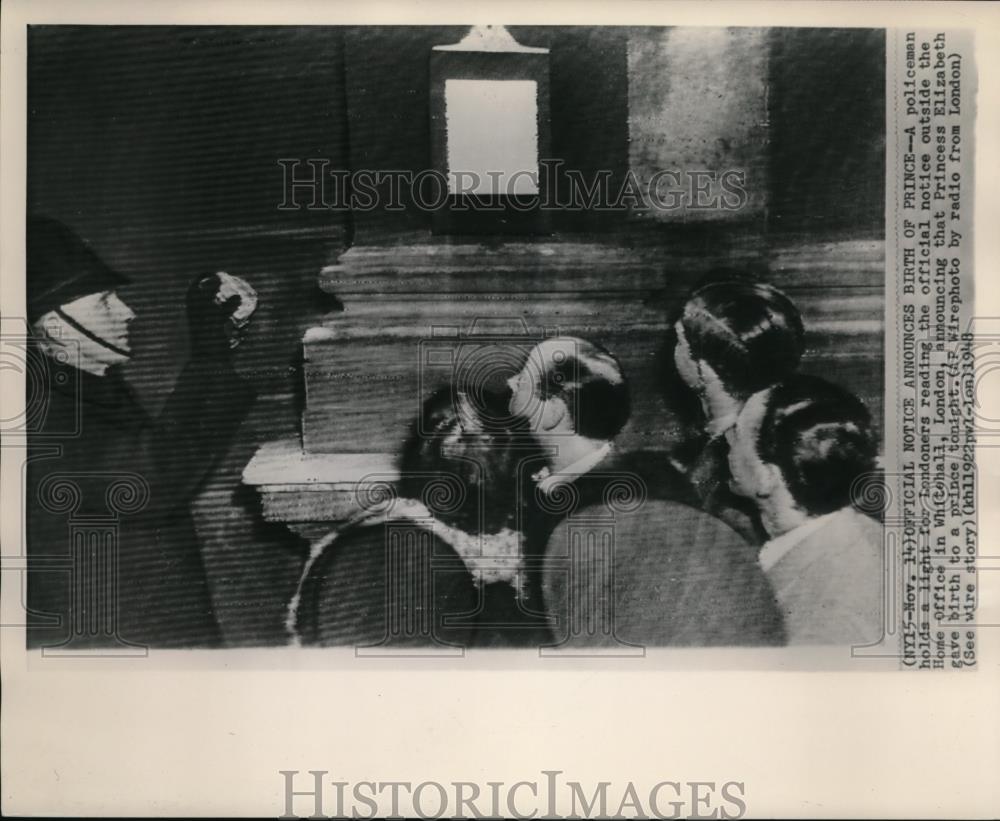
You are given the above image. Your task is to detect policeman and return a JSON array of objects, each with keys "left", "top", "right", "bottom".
[{"left": 26, "top": 215, "right": 258, "bottom": 648}]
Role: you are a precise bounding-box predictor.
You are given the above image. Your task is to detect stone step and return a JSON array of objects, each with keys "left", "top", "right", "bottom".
[
  {"left": 242, "top": 438, "right": 398, "bottom": 531},
  {"left": 300, "top": 234, "right": 885, "bottom": 451},
  {"left": 300, "top": 322, "right": 884, "bottom": 454}
]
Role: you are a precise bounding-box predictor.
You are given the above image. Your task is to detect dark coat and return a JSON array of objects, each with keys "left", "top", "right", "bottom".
[
  {"left": 535, "top": 450, "right": 785, "bottom": 647},
  {"left": 294, "top": 519, "right": 480, "bottom": 649},
  {"left": 686, "top": 433, "right": 769, "bottom": 547},
  {"left": 295, "top": 450, "right": 785, "bottom": 650},
  {"left": 26, "top": 355, "right": 255, "bottom": 649}
]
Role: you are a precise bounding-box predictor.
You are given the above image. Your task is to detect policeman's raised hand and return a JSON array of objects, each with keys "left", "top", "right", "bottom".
[{"left": 185, "top": 271, "right": 259, "bottom": 359}]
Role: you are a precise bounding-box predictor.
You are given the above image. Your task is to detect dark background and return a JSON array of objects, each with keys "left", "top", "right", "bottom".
[{"left": 27, "top": 26, "right": 886, "bottom": 644}]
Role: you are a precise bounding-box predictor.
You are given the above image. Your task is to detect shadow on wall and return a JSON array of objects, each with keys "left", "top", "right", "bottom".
[{"left": 27, "top": 26, "right": 353, "bottom": 644}]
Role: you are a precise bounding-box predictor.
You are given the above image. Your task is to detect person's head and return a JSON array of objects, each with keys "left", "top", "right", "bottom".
[
  {"left": 399, "top": 386, "right": 530, "bottom": 535},
  {"left": 27, "top": 216, "right": 135, "bottom": 374},
  {"left": 507, "top": 336, "right": 630, "bottom": 443},
  {"left": 674, "top": 280, "right": 805, "bottom": 406},
  {"left": 728, "top": 375, "right": 879, "bottom": 533},
  {"left": 34, "top": 290, "right": 136, "bottom": 375}
]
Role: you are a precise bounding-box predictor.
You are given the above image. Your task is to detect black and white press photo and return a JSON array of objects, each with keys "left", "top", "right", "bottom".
[
  {"left": 13, "top": 24, "right": 914, "bottom": 655},
  {"left": 3, "top": 3, "right": 998, "bottom": 819}
]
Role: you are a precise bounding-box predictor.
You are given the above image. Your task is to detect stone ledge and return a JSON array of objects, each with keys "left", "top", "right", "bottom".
[
  {"left": 243, "top": 438, "right": 398, "bottom": 489},
  {"left": 242, "top": 438, "right": 399, "bottom": 529},
  {"left": 318, "top": 237, "right": 885, "bottom": 296}
]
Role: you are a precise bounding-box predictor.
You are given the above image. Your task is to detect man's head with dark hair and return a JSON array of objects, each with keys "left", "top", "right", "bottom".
[
  {"left": 675, "top": 280, "right": 805, "bottom": 404},
  {"left": 507, "top": 336, "right": 630, "bottom": 443},
  {"left": 399, "top": 385, "right": 532, "bottom": 535},
  {"left": 728, "top": 375, "right": 879, "bottom": 532}
]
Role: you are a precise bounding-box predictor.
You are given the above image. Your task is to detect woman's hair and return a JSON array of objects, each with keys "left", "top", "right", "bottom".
[
  {"left": 679, "top": 280, "right": 805, "bottom": 400},
  {"left": 534, "top": 337, "right": 631, "bottom": 442},
  {"left": 757, "top": 375, "right": 879, "bottom": 516},
  {"left": 398, "top": 385, "right": 538, "bottom": 534}
]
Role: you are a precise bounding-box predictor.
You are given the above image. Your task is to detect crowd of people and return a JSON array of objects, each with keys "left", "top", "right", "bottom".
[
  {"left": 25, "top": 216, "right": 885, "bottom": 651},
  {"left": 293, "top": 283, "right": 885, "bottom": 649}
]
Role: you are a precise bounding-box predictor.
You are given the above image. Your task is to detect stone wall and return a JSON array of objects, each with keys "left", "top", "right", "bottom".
[{"left": 627, "top": 27, "right": 770, "bottom": 223}]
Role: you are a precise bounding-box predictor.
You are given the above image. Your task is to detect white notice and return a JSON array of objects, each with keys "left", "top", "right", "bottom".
[{"left": 444, "top": 79, "right": 539, "bottom": 196}]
